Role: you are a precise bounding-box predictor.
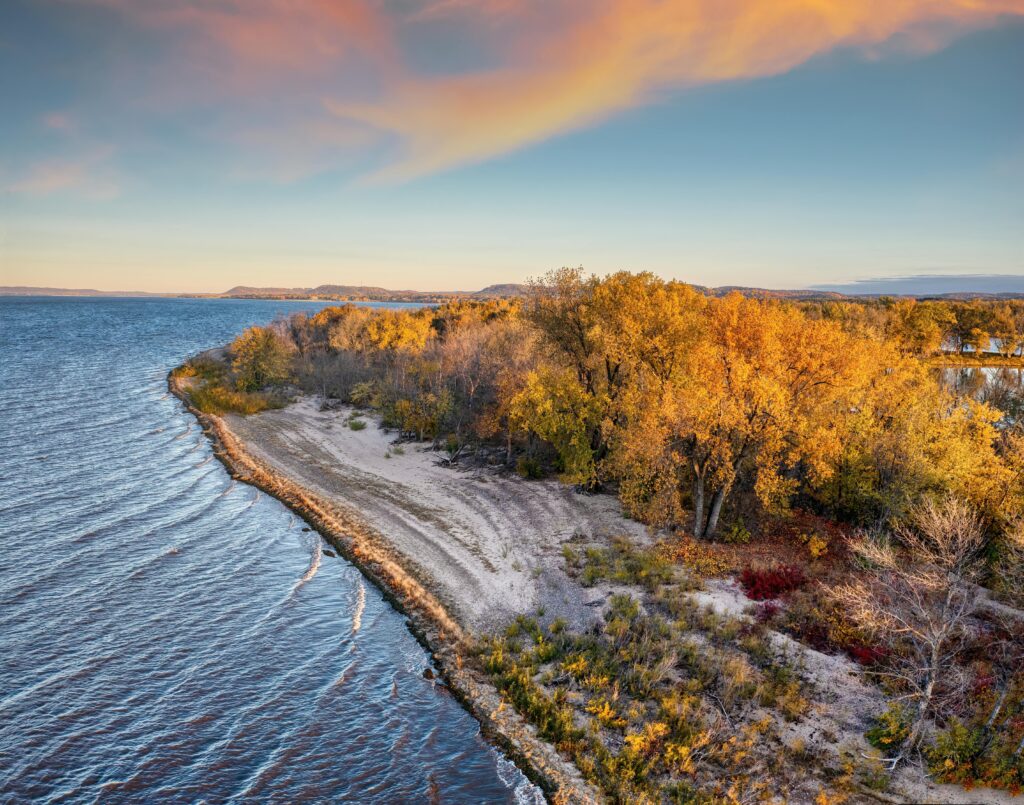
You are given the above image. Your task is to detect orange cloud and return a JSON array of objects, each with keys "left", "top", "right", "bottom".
[
  {"left": 329, "top": 0, "right": 1024, "bottom": 181},
  {"left": 67, "top": 0, "right": 1024, "bottom": 182}
]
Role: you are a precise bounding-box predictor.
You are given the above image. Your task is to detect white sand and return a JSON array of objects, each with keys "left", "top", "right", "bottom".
[{"left": 227, "top": 397, "right": 649, "bottom": 633}]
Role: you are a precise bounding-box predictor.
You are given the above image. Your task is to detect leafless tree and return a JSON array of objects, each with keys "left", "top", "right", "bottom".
[{"left": 833, "top": 495, "right": 987, "bottom": 765}]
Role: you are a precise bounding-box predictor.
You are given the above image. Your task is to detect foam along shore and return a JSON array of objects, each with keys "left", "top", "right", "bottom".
[{"left": 169, "top": 379, "right": 603, "bottom": 801}]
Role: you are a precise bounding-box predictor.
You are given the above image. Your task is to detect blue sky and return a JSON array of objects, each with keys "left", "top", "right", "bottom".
[{"left": 1, "top": 1, "right": 1022, "bottom": 292}]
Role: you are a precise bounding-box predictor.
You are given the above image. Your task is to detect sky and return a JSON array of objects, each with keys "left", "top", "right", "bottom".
[{"left": 1, "top": 1, "right": 1022, "bottom": 293}]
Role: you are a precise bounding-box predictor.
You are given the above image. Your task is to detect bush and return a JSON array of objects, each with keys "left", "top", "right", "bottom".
[
  {"left": 739, "top": 565, "right": 806, "bottom": 600},
  {"left": 845, "top": 642, "right": 887, "bottom": 666},
  {"left": 865, "top": 704, "right": 911, "bottom": 753},
  {"left": 172, "top": 355, "right": 225, "bottom": 382},
  {"left": 754, "top": 601, "right": 781, "bottom": 624},
  {"left": 927, "top": 718, "right": 1024, "bottom": 793},
  {"left": 661, "top": 537, "right": 734, "bottom": 577},
  {"left": 577, "top": 538, "right": 674, "bottom": 592},
  {"left": 722, "top": 521, "right": 752, "bottom": 544},
  {"left": 516, "top": 456, "right": 544, "bottom": 479},
  {"left": 189, "top": 382, "right": 284, "bottom": 415},
  {"left": 348, "top": 418, "right": 367, "bottom": 431}
]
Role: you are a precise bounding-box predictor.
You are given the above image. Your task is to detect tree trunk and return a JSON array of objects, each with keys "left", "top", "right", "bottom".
[
  {"left": 704, "top": 487, "right": 727, "bottom": 540},
  {"left": 903, "top": 646, "right": 940, "bottom": 759},
  {"left": 986, "top": 686, "right": 1008, "bottom": 730},
  {"left": 692, "top": 474, "right": 706, "bottom": 540}
]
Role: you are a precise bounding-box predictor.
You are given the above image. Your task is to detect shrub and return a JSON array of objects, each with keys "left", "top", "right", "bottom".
[
  {"left": 578, "top": 538, "right": 674, "bottom": 592},
  {"left": 754, "top": 601, "right": 781, "bottom": 624},
  {"left": 348, "top": 418, "right": 367, "bottom": 431},
  {"left": 516, "top": 456, "right": 544, "bottom": 479},
  {"left": 806, "top": 534, "right": 829, "bottom": 560},
  {"left": 845, "top": 642, "right": 887, "bottom": 666},
  {"left": 189, "top": 382, "right": 284, "bottom": 415},
  {"left": 739, "top": 565, "right": 806, "bottom": 600},
  {"left": 172, "top": 355, "right": 226, "bottom": 382},
  {"left": 722, "top": 521, "right": 752, "bottom": 545},
  {"left": 865, "top": 704, "right": 911, "bottom": 753},
  {"left": 661, "top": 537, "right": 734, "bottom": 577},
  {"left": 586, "top": 696, "right": 626, "bottom": 729},
  {"left": 927, "top": 719, "right": 1024, "bottom": 793}
]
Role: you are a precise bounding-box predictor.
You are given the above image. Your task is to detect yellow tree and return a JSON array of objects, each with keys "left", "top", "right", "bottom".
[
  {"left": 643, "top": 295, "right": 866, "bottom": 539},
  {"left": 823, "top": 350, "right": 1014, "bottom": 525}
]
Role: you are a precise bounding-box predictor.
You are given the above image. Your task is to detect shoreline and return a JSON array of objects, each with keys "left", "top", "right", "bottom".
[{"left": 168, "top": 372, "right": 598, "bottom": 803}]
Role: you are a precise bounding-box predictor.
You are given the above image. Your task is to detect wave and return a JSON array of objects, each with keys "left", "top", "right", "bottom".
[
  {"left": 351, "top": 582, "right": 366, "bottom": 634},
  {"left": 289, "top": 540, "right": 323, "bottom": 596}
]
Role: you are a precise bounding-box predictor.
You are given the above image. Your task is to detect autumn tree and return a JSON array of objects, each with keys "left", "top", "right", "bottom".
[
  {"left": 619, "top": 294, "right": 866, "bottom": 539},
  {"left": 823, "top": 352, "right": 1013, "bottom": 526},
  {"left": 885, "top": 299, "right": 950, "bottom": 356},
  {"left": 950, "top": 303, "right": 994, "bottom": 355},
  {"left": 834, "top": 496, "right": 987, "bottom": 764},
  {"left": 231, "top": 325, "right": 295, "bottom": 391},
  {"left": 520, "top": 268, "right": 703, "bottom": 489}
]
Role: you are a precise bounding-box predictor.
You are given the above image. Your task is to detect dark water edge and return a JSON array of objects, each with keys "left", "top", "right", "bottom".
[{"left": 0, "top": 297, "right": 542, "bottom": 804}]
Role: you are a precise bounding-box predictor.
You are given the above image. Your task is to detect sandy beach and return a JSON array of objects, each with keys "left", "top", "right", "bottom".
[{"left": 226, "top": 397, "right": 651, "bottom": 635}]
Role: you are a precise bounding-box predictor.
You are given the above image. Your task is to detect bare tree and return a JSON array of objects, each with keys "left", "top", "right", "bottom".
[{"left": 833, "top": 495, "right": 987, "bottom": 765}]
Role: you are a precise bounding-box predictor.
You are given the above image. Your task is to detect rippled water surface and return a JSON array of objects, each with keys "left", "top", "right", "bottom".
[{"left": 0, "top": 297, "right": 539, "bottom": 804}]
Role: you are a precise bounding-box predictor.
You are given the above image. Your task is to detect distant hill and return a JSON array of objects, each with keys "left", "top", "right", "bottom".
[
  {"left": 0, "top": 286, "right": 169, "bottom": 297},
  {"left": 211, "top": 283, "right": 529, "bottom": 302},
  {"left": 4, "top": 275, "right": 1022, "bottom": 301},
  {"left": 810, "top": 273, "right": 1024, "bottom": 298}
]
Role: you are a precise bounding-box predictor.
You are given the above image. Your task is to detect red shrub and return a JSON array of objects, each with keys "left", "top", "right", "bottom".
[
  {"left": 754, "top": 601, "right": 781, "bottom": 623},
  {"left": 846, "top": 643, "right": 887, "bottom": 666},
  {"left": 739, "top": 565, "right": 806, "bottom": 600}
]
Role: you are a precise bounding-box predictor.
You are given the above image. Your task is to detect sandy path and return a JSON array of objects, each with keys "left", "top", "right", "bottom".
[{"left": 227, "top": 397, "right": 649, "bottom": 633}]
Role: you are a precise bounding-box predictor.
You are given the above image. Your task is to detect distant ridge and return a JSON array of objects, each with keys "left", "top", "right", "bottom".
[
  {"left": 0, "top": 286, "right": 169, "bottom": 297},
  {"left": 214, "top": 283, "right": 529, "bottom": 302},
  {"left": 4, "top": 275, "right": 1022, "bottom": 301},
  {"left": 810, "top": 273, "right": 1024, "bottom": 298}
]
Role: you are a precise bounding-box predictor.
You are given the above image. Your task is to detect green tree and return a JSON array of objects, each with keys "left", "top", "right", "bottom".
[{"left": 231, "top": 326, "right": 294, "bottom": 391}]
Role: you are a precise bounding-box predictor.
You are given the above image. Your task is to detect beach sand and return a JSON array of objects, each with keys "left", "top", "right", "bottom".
[{"left": 226, "top": 397, "right": 650, "bottom": 634}]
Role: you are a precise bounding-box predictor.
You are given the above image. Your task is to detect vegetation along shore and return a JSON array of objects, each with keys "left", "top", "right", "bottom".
[{"left": 171, "top": 270, "right": 1024, "bottom": 804}]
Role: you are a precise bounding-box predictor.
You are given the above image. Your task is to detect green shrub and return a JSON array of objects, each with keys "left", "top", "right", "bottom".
[
  {"left": 348, "top": 418, "right": 367, "bottom": 431},
  {"left": 722, "top": 521, "right": 752, "bottom": 545},
  {"left": 516, "top": 456, "right": 544, "bottom": 479},
  {"left": 865, "top": 704, "right": 911, "bottom": 753}
]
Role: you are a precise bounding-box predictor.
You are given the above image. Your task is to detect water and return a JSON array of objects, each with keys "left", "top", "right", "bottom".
[
  {"left": 938, "top": 365, "right": 1024, "bottom": 425},
  {"left": 0, "top": 297, "right": 541, "bottom": 804}
]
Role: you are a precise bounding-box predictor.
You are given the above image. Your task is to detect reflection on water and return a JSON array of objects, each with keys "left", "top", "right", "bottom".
[
  {"left": 938, "top": 366, "right": 1024, "bottom": 424},
  {"left": 0, "top": 297, "right": 541, "bottom": 804}
]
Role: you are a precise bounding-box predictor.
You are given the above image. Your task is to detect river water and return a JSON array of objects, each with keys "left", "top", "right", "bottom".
[{"left": 0, "top": 297, "right": 540, "bottom": 803}]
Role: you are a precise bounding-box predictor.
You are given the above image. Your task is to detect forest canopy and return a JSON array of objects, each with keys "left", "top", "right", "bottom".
[{"left": 222, "top": 269, "right": 1023, "bottom": 544}]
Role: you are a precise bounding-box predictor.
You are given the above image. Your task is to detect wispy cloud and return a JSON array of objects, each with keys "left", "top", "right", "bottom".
[
  {"left": 42, "top": 112, "right": 76, "bottom": 132},
  {"left": 59, "top": 0, "right": 1024, "bottom": 182},
  {"left": 3, "top": 147, "right": 119, "bottom": 199}
]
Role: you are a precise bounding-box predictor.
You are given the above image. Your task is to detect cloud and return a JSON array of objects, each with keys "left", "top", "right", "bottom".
[
  {"left": 43, "top": 112, "right": 76, "bottom": 132},
  {"left": 332, "top": 0, "right": 1024, "bottom": 182},
  {"left": 61, "top": 0, "right": 1024, "bottom": 182},
  {"left": 3, "top": 147, "right": 119, "bottom": 199}
]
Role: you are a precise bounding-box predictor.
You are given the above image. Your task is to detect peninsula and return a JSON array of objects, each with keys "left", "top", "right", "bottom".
[{"left": 171, "top": 270, "right": 1024, "bottom": 804}]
